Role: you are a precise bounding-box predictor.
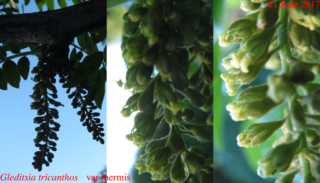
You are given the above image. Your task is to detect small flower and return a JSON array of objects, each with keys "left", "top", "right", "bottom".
[
  {"left": 226, "top": 102, "right": 247, "bottom": 121},
  {"left": 218, "top": 33, "right": 233, "bottom": 47}
]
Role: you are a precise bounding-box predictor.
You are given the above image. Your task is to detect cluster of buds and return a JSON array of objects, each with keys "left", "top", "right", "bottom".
[
  {"left": 30, "top": 44, "right": 105, "bottom": 171},
  {"left": 120, "top": 0, "right": 213, "bottom": 181},
  {"left": 220, "top": 0, "right": 320, "bottom": 182}
]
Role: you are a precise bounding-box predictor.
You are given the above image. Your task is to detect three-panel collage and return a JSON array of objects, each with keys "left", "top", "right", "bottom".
[{"left": 1, "top": 0, "right": 320, "bottom": 182}]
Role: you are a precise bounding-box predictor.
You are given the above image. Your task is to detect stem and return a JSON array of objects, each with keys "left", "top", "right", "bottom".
[
  {"left": 277, "top": 7, "right": 292, "bottom": 74},
  {"left": 107, "top": 0, "right": 131, "bottom": 11},
  {"left": 71, "top": 43, "right": 87, "bottom": 54},
  {"left": 0, "top": 49, "right": 42, "bottom": 63},
  {"left": 300, "top": 133, "right": 314, "bottom": 182}
]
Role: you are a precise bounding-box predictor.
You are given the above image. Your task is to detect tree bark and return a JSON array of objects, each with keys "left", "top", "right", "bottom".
[{"left": 0, "top": 0, "right": 106, "bottom": 46}]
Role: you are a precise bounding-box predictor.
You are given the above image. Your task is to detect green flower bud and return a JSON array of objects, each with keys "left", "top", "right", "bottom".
[
  {"left": 202, "top": 64, "right": 213, "bottom": 84},
  {"left": 123, "top": 12, "right": 130, "bottom": 22},
  {"left": 151, "top": 162, "right": 172, "bottom": 181},
  {"left": 170, "top": 58, "right": 189, "bottom": 91},
  {"left": 288, "top": 59, "right": 314, "bottom": 85},
  {"left": 289, "top": 22, "right": 313, "bottom": 52},
  {"left": 186, "top": 174, "right": 200, "bottom": 183},
  {"left": 137, "top": 81, "right": 155, "bottom": 113},
  {"left": 120, "top": 107, "right": 132, "bottom": 118},
  {"left": 128, "top": 7, "right": 148, "bottom": 22},
  {"left": 188, "top": 146, "right": 204, "bottom": 157},
  {"left": 146, "top": 0, "right": 161, "bottom": 6},
  {"left": 172, "top": 0, "right": 200, "bottom": 15},
  {"left": 164, "top": 31, "right": 182, "bottom": 51},
  {"left": 300, "top": 83, "right": 320, "bottom": 95},
  {"left": 199, "top": 51, "right": 213, "bottom": 65},
  {"left": 126, "top": 64, "right": 140, "bottom": 86},
  {"left": 275, "top": 169, "right": 299, "bottom": 183},
  {"left": 140, "top": 5, "right": 162, "bottom": 45},
  {"left": 124, "top": 93, "right": 141, "bottom": 106},
  {"left": 146, "top": 147, "right": 169, "bottom": 173},
  {"left": 302, "top": 90, "right": 320, "bottom": 112},
  {"left": 142, "top": 44, "right": 160, "bottom": 66},
  {"left": 145, "top": 136, "right": 168, "bottom": 154},
  {"left": 182, "top": 123, "right": 213, "bottom": 143},
  {"left": 257, "top": 3, "right": 279, "bottom": 30},
  {"left": 181, "top": 151, "right": 205, "bottom": 174},
  {"left": 116, "top": 79, "right": 123, "bottom": 87},
  {"left": 237, "top": 119, "right": 284, "bottom": 147},
  {"left": 206, "top": 112, "right": 213, "bottom": 125},
  {"left": 236, "top": 84, "right": 268, "bottom": 103},
  {"left": 289, "top": 99, "right": 305, "bottom": 132},
  {"left": 204, "top": 158, "right": 213, "bottom": 168},
  {"left": 267, "top": 74, "right": 296, "bottom": 103},
  {"left": 240, "top": 0, "right": 260, "bottom": 11},
  {"left": 136, "top": 65, "right": 153, "bottom": 85},
  {"left": 155, "top": 52, "right": 172, "bottom": 78},
  {"left": 179, "top": 88, "right": 207, "bottom": 108},
  {"left": 178, "top": 22, "right": 197, "bottom": 45},
  {"left": 170, "top": 153, "right": 188, "bottom": 183},
  {"left": 306, "top": 128, "right": 320, "bottom": 147},
  {"left": 164, "top": 108, "right": 182, "bottom": 125},
  {"left": 181, "top": 108, "right": 195, "bottom": 122},
  {"left": 188, "top": 67, "right": 202, "bottom": 89},
  {"left": 135, "top": 161, "right": 147, "bottom": 174},
  {"left": 257, "top": 139, "right": 300, "bottom": 178},
  {"left": 198, "top": 170, "right": 213, "bottom": 183},
  {"left": 173, "top": 49, "right": 189, "bottom": 72},
  {"left": 312, "top": 161, "right": 320, "bottom": 181},
  {"left": 123, "top": 21, "right": 140, "bottom": 37},
  {"left": 167, "top": 125, "right": 185, "bottom": 155},
  {"left": 196, "top": 33, "right": 210, "bottom": 47}
]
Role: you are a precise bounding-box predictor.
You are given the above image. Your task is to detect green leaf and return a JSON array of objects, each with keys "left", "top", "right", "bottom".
[
  {"left": 0, "top": 7, "right": 19, "bottom": 13},
  {"left": 94, "top": 80, "right": 105, "bottom": 109},
  {"left": 107, "top": 0, "right": 130, "bottom": 11},
  {"left": 68, "top": 52, "right": 103, "bottom": 88},
  {"left": 72, "top": 0, "right": 81, "bottom": 5},
  {"left": 57, "top": 0, "right": 67, "bottom": 8},
  {"left": 103, "top": 45, "right": 106, "bottom": 64},
  {"left": 0, "top": 68, "right": 8, "bottom": 90},
  {"left": 45, "top": 0, "right": 54, "bottom": 10},
  {"left": 2, "top": 60, "right": 20, "bottom": 88},
  {"left": 8, "top": 42, "right": 20, "bottom": 54},
  {"left": 35, "top": 0, "right": 43, "bottom": 11},
  {"left": 70, "top": 48, "right": 77, "bottom": 61},
  {"left": 76, "top": 51, "right": 83, "bottom": 62},
  {"left": 90, "top": 26, "right": 106, "bottom": 44},
  {"left": 82, "top": 81, "right": 100, "bottom": 108},
  {"left": 0, "top": 46, "right": 6, "bottom": 60},
  {"left": 13, "top": 0, "right": 18, "bottom": 4},
  {"left": 24, "top": 0, "right": 30, "bottom": 5},
  {"left": 77, "top": 33, "right": 90, "bottom": 53},
  {"left": 17, "top": 56, "right": 29, "bottom": 80}
]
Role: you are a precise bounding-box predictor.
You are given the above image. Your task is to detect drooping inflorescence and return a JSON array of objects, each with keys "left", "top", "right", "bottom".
[
  {"left": 119, "top": 0, "right": 213, "bottom": 182},
  {"left": 220, "top": 0, "right": 320, "bottom": 182}
]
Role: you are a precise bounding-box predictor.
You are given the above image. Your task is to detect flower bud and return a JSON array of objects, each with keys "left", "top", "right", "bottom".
[
  {"left": 145, "top": 136, "right": 167, "bottom": 154},
  {"left": 198, "top": 170, "right": 213, "bottom": 183},
  {"left": 188, "top": 146, "right": 204, "bottom": 156},
  {"left": 167, "top": 125, "right": 185, "bottom": 155},
  {"left": 123, "top": 21, "right": 140, "bottom": 37},
  {"left": 173, "top": 49, "right": 189, "bottom": 71},
  {"left": 182, "top": 151, "right": 205, "bottom": 174},
  {"left": 146, "top": 147, "right": 169, "bottom": 173},
  {"left": 142, "top": 44, "right": 159, "bottom": 66},
  {"left": 135, "top": 161, "right": 147, "bottom": 174},
  {"left": 246, "top": 98, "right": 279, "bottom": 120},
  {"left": 257, "top": 3, "right": 279, "bottom": 30},
  {"left": 237, "top": 119, "right": 284, "bottom": 147},
  {"left": 302, "top": 90, "right": 320, "bottom": 112},
  {"left": 236, "top": 84, "right": 268, "bottom": 104},
  {"left": 206, "top": 112, "right": 213, "bottom": 125},
  {"left": 312, "top": 161, "right": 320, "bottom": 181},
  {"left": 288, "top": 59, "right": 314, "bottom": 85},
  {"left": 267, "top": 74, "right": 296, "bottom": 103},
  {"left": 179, "top": 88, "right": 207, "bottom": 108},
  {"left": 289, "top": 22, "right": 313, "bottom": 52},
  {"left": 170, "top": 153, "right": 188, "bottom": 183},
  {"left": 172, "top": 0, "right": 200, "bottom": 15},
  {"left": 275, "top": 169, "right": 299, "bottom": 183},
  {"left": 124, "top": 93, "right": 141, "bottom": 106},
  {"left": 178, "top": 22, "right": 197, "bottom": 45},
  {"left": 182, "top": 123, "right": 213, "bottom": 143},
  {"left": 187, "top": 174, "right": 200, "bottom": 183},
  {"left": 170, "top": 58, "right": 189, "bottom": 91},
  {"left": 155, "top": 52, "right": 172, "bottom": 78},
  {"left": 164, "top": 108, "right": 181, "bottom": 125},
  {"left": 196, "top": 33, "right": 210, "bottom": 47},
  {"left": 240, "top": 0, "right": 260, "bottom": 11},
  {"left": 181, "top": 108, "right": 195, "bottom": 122},
  {"left": 289, "top": 99, "right": 305, "bottom": 132},
  {"left": 136, "top": 65, "right": 153, "bottom": 85},
  {"left": 257, "top": 139, "right": 300, "bottom": 178},
  {"left": 306, "top": 128, "right": 320, "bottom": 147},
  {"left": 164, "top": 31, "right": 182, "bottom": 51},
  {"left": 199, "top": 51, "right": 213, "bottom": 65},
  {"left": 151, "top": 162, "right": 172, "bottom": 181},
  {"left": 128, "top": 7, "right": 148, "bottom": 22},
  {"left": 126, "top": 64, "right": 140, "bottom": 86},
  {"left": 312, "top": 31, "right": 320, "bottom": 52},
  {"left": 123, "top": 12, "right": 130, "bottom": 22},
  {"left": 188, "top": 67, "right": 202, "bottom": 88}
]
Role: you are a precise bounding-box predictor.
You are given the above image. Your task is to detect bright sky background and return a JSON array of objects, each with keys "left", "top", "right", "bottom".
[
  {"left": 0, "top": 1, "right": 106, "bottom": 182},
  {"left": 107, "top": 39, "right": 138, "bottom": 183}
]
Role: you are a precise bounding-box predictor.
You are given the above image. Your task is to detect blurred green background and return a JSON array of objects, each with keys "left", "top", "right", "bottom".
[{"left": 107, "top": 1, "right": 212, "bottom": 182}]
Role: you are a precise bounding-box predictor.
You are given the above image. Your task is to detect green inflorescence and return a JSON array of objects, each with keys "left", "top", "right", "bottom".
[
  {"left": 220, "top": 0, "right": 320, "bottom": 182},
  {"left": 119, "top": 0, "right": 213, "bottom": 182}
]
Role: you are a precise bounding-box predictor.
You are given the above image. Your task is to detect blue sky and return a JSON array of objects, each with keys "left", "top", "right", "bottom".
[{"left": 0, "top": 0, "right": 106, "bottom": 182}]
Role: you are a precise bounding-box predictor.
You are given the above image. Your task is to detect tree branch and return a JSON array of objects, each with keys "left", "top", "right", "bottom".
[{"left": 0, "top": 0, "right": 106, "bottom": 46}]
